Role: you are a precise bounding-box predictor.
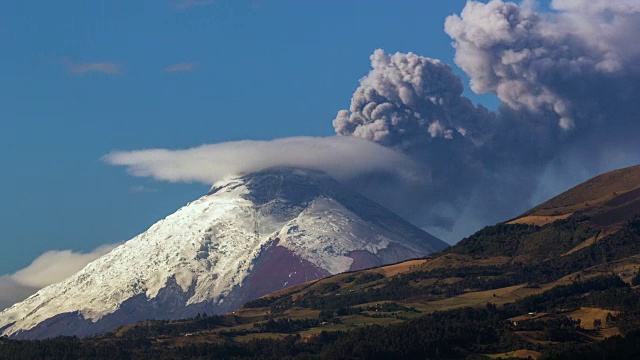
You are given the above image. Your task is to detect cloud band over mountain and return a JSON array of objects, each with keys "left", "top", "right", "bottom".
[{"left": 104, "top": 136, "right": 423, "bottom": 186}]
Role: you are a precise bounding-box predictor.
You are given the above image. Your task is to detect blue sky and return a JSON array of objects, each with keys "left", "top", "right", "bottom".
[{"left": 1, "top": 0, "right": 501, "bottom": 274}]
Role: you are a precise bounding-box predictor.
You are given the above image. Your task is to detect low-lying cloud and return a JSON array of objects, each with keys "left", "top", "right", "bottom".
[{"left": 0, "top": 245, "right": 117, "bottom": 311}]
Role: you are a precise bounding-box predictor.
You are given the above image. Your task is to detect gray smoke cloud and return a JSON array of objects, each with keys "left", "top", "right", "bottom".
[
  {"left": 106, "top": 0, "right": 640, "bottom": 243},
  {"left": 333, "top": 49, "right": 501, "bottom": 232},
  {"left": 446, "top": 0, "right": 640, "bottom": 130},
  {"left": 334, "top": 0, "right": 640, "bottom": 240},
  {"left": 333, "top": 49, "right": 495, "bottom": 146}
]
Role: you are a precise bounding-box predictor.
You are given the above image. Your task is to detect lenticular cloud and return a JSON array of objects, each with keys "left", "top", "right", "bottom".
[{"left": 104, "top": 136, "right": 423, "bottom": 186}]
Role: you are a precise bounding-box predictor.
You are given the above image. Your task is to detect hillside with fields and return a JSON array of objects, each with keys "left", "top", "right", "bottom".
[{"left": 2, "top": 165, "right": 640, "bottom": 359}]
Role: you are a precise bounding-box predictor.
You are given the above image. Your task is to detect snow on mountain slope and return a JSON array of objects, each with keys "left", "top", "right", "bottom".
[{"left": 0, "top": 168, "right": 447, "bottom": 339}]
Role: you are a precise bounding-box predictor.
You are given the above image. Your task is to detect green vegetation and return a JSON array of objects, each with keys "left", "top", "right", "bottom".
[
  {"left": 2, "top": 189, "right": 640, "bottom": 359},
  {"left": 105, "top": 313, "right": 226, "bottom": 339},
  {"left": 450, "top": 217, "right": 597, "bottom": 261},
  {"left": 3, "top": 276, "right": 640, "bottom": 359}
]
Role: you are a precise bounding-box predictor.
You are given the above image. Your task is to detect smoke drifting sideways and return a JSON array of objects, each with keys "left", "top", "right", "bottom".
[
  {"left": 334, "top": 0, "right": 640, "bottom": 241},
  {"left": 108, "top": 0, "right": 640, "bottom": 243}
]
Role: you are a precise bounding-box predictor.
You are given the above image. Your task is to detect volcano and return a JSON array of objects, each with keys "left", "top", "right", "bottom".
[{"left": 0, "top": 168, "right": 446, "bottom": 339}]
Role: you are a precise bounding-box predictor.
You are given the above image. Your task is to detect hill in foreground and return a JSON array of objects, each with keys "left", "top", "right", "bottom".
[{"left": 2, "top": 165, "right": 640, "bottom": 359}]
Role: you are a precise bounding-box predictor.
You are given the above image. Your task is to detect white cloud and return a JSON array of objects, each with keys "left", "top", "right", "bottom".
[
  {"left": 0, "top": 245, "right": 117, "bottom": 311},
  {"left": 130, "top": 185, "right": 159, "bottom": 193},
  {"left": 66, "top": 60, "right": 122, "bottom": 75},
  {"left": 103, "top": 136, "right": 423, "bottom": 186},
  {"left": 164, "top": 62, "right": 198, "bottom": 73},
  {"left": 174, "top": 0, "right": 216, "bottom": 10}
]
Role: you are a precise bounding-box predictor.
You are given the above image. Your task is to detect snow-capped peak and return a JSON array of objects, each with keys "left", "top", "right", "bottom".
[{"left": 0, "top": 168, "right": 446, "bottom": 339}]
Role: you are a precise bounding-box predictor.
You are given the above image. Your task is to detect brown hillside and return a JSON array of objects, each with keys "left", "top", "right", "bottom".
[{"left": 521, "top": 164, "right": 640, "bottom": 219}]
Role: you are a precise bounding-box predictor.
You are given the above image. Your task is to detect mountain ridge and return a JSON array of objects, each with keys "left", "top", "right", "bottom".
[{"left": 522, "top": 164, "right": 640, "bottom": 218}]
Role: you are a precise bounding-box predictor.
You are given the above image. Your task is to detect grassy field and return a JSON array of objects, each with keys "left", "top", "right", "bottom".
[
  {"left": 178, "top": 252, "right": 640, "bottom": 347},
  {"left": 508, "top": 213, "right": 573, "bottom": 226},
  {"left": 562, "top": 235, "right": 598, "bottom": 256},
  {"left": 568, "top": 307, "right": 618, "bottom": 330},
  {"left": 379, "top": 259, "right": 428, "bottom": 276}
]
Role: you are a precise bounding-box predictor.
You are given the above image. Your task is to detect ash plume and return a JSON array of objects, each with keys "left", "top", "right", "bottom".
[
  {"left": 334, "top": 0, "right": 640, "bottom": 240},
  {"left": 108, "top": 0, "right": 640, "bottom": 242}
]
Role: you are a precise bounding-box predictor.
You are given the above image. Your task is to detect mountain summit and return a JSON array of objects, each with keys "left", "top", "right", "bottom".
[{"left": 0, "top": 168, "right": 446, "bottom": 339}]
